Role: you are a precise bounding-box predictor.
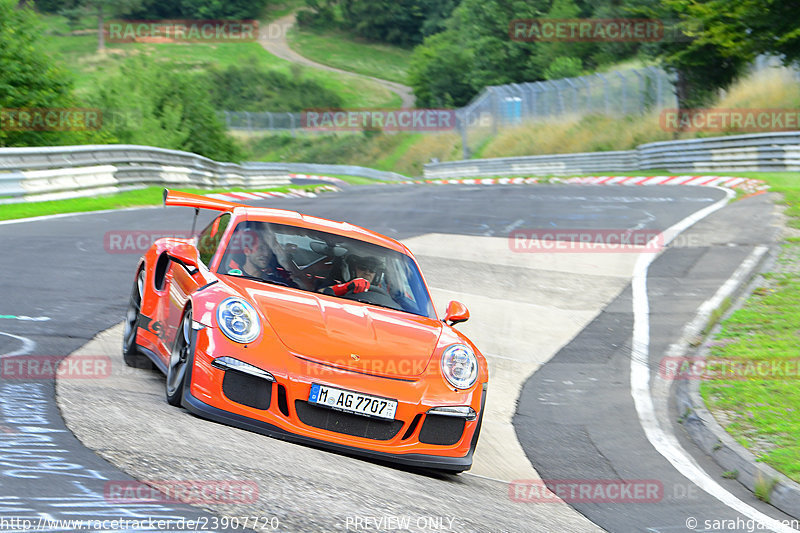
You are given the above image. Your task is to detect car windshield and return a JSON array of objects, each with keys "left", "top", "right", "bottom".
[{"left": 218, "top": 220, "right": 436, "bottom": 319}]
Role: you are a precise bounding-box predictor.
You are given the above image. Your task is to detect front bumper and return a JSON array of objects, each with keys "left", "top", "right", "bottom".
[
  {"left": 182, "top": 388, "right": 484, "bottom": 472},
  {"left": 182, "top": 328, "right": 486, "bottom": 472}
]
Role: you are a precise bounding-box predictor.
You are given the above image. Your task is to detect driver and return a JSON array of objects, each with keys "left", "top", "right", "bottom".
[
  {"left": 326, "top": 255, "right": 381, "bottom": 296},
  {"left": 233, "top": 227, "right": 299, "bottom": 288}
]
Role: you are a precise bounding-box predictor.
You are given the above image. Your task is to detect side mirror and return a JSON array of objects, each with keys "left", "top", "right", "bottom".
[
  {"left": 169, "top": 243, "right": 200, "bottom": 273},
  {"left": 443, "top": 300, "right": 469, "bottom": 326}
]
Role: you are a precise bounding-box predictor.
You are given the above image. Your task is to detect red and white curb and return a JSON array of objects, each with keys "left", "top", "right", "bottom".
[
  {"left": 399, "top": 178, "right": 539, "bottom": 185},
  {"left": 400, "top": 175, "right": 768, "bottom": 194},
  {"left": 289, "top": 173, "right": 347, "bottom": 186},
  {"left": 562, "top": 175, "right": 768, "bottom": 193},
  {"left": 204, "top": 174, "right": 769, "bottom": 202},
  {"left": 203, "top": 174, "right": 348, "bottom": 202},
  {"left": 205, "top": 185, "right": 340, "bottom": 203}
]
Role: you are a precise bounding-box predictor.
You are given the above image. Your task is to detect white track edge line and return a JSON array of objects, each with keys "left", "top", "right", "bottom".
[{"left": 630, "top": 187, "right": 794, "bottom": 532}]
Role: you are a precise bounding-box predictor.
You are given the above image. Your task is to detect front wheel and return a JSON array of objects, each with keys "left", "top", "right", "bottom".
[
  {"left": 166, "top": 307, "right": 193, "bottom": 406},
  {"left": 122, "top": 269, "right": 153, "bottom": 369}
]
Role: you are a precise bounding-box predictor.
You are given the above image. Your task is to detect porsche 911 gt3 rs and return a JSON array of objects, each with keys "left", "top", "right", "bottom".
[{"left": 123, "top": 189, "right": 487, "bottom": 472}]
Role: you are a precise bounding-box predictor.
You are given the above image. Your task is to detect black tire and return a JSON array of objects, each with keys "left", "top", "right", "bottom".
[
  {"left": 122, "top": 269, "right": 153, "bottom": 369},
  {"left": 166, "top": 306, "right": 193, "bottom": 406}
]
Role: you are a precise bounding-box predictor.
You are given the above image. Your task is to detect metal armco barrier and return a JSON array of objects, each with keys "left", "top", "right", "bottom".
[
  {"left": 242, "top": 162, "right": 408, "bottom": 181},
  {"left": 424, "top": 131, "right": 800, "bottom": 178},
  {"left": 0, "top": 145, "right": 290, "bottom": 204},
  {"left": 2, "top": 131, "right": 798, "bottom": 203}
]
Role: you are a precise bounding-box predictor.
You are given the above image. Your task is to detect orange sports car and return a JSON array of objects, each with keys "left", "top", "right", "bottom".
[{"left": 122, "top": 189, "right": 488, "bottom": 472}]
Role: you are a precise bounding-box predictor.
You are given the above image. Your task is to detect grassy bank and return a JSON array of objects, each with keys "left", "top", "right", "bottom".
[
  {"left": 243, "top": 66, "right": 799, "bottom": 176},
  {"left": 699, "top": 172, "right": 800, "bottom": 483},
  {"left": 242, "top": 131, "right": 462, "bottom": 177},
  {"left": 286, "top": 27, "right": 411, "bottom": 84},
  {"left": 42, "top": 15, "right": 399, "bottom": 109},
  {"left": 0, "top": 184, "right": 334, "bottom": 222}
]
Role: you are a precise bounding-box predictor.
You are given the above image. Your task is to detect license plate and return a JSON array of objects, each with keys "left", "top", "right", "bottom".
[{"left": 308, "top": 384, "right": 398, "bottom": 420}]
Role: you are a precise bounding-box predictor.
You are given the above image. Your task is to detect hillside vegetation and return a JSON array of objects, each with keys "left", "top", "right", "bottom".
[{"left": 244, "top": 66, "right": 800, "bottom": 176}]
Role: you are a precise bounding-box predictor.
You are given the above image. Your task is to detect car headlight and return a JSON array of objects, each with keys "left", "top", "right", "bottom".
[
  {"left": 216, "top": 298, "right": 260, "bottom": 344},
  {"left": 441, "top": 344, "right": 478, "bottom": 389}
]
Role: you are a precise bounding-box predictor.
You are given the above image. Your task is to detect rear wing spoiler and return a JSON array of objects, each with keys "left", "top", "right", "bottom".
[{"left": 163, "top": 189, "right": 244, "bottom": 212}]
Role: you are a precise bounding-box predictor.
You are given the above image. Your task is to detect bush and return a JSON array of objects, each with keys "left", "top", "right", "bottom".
[
  {"left": 407, "top": 30, "right": 474, "bottom": 107},
  {"left": 0, "top": 0, "right": 111, "bottom": 147},
  {"left": 126, "top": 0, "right": 271, "bottom": 20},
  {"left": 544, "top": 57, "right": 583, "bottom": 80},
  {"left": 88, "top": 56, "right": 241, "bottom": 161},
  {"left": 205, "top": 60, "right": 344, "bottom": 112}
]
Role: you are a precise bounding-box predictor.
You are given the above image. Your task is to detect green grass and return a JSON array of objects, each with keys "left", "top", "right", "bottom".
[
  {"left": 242, "top": 131, "right": 416, "bottom": 170},
  {"left": 322, "top": 174, "right": 387, "bottom": 185},
  {"left": 262, "top": 0, "right": 306, "bottom": 20},
  {"left": 754, "top": 475, "right": 778, "bottom": 503},
  {"left": 39, "top": 15, "right": 400, "bottom": 109},
  {"left": 730, "top": 172, "right": 800, "bottom": 229},
  {"left": 373, "top": 134, "right": 423, "bottom": 171},
  {"left": 722, "top": 470, "right": 739, "bottom": 479},
  {"left": 0, "top": 184, "right": 325, "bottom": 222},
  {"left": 699, "top": 172, "right": 800, "bottom": 482},
  {"left": 286, "top": 26, "right": 412, "bottom": 84}
]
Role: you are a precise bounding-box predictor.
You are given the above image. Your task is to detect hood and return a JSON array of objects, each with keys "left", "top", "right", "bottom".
[{"left": 229, "top": 280, "right": 442, "bottom": 378}]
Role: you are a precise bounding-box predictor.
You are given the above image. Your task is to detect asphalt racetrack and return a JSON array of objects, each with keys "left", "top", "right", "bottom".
[{"left": 0, "top": 183, "right": 790, "bottom": 532}]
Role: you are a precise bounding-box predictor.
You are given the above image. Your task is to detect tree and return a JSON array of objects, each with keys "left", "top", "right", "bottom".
[
  {"left": 408, "top": 30, "right": 474, "bottom": 107},
  {"left": 302, "top": 0, "right": 461, "bottom": 47},
  {"left": 544, "top": 56, "right": 582, "bottom": 79},
  {"left": 679, "top": 0, "right": 800, "bottom": 67},
  {"left": 632, "top": 0, "right": 751, "bottom": 108},
  {"left": 0, "top": 0, "right": 108, "bottom": 146},
  {"left": 205, "top": 60, "right": 344, "bottom": 111},
  {"left": 128, "top": 0, "right": 273, "bottom": 20},
  {"left": 62, "top": 0, "right": 143, "bottom": 52},
  {"left": 407, "top": 0, "right": 545, "bottom": 105},
  {"left": 88, "top": 56, "right": 241, "bottom": 161}
]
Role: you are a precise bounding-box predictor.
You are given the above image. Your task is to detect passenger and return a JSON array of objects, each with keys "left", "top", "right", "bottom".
[{"left": 326, "top": 255, "right": 381, "bottom": 295}]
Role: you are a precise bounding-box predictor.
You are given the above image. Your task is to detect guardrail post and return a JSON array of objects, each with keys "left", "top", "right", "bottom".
[
  {"left": 595, "top": 73, "right": 609, "bottom": 116},
  {"left": 579, "top": 76, "right": 592, "bottom": 113},
  {"left": 564, "top": 78, "right": 578, "bottom": 115},
  {"left": 458, "top": 111, "right": 470, "bottom": 160},
  {"left": 615, "top": 71, "right": 627, "bottom": 115},
  {"left": 491, "top": 87, "right": 500, "bottom": 136},
  {"left": 632, "top": 70, "right": 645, "bottom": 114}
]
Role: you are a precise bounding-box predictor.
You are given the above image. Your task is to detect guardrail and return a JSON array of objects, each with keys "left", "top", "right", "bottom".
[
  {"left": 0, "top": 145, "right": 290, "bottom": 204},
  {"left": 423, "top": 151, "right": 637, "bottom": 179},
  {"left": 3, "top": 131, "right": 798, "bottom": 203},
  {"left": 424, "top": 131, "right": 800, "bottom": 178},
  {"left": 637, "top": 132, "right": 800, "bottom": 172},
  {"left": 243, "top": 162, "right": 408, "bottom": 181}
]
